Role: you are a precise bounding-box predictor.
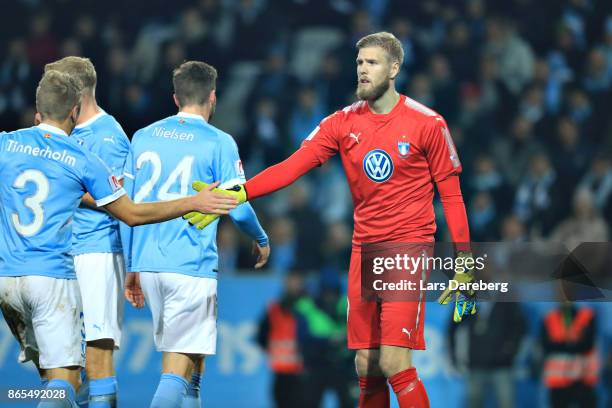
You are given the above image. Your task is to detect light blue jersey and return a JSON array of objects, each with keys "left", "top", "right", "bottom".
[
  {"left": 71, "top": 111, "right": 130, "bottom": 255},
  {"left": 124, "top": 112, "right": 267, "bottom": 278},
  {"left": 0, "top": 124, "right": 126, "bottom": 279}
]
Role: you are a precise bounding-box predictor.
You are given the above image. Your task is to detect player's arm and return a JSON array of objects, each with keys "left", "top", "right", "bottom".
[
  {"left": 81, "top": 178, "right": 124, "bottom": 210},
  {"left": 228, "top": 203, "right": 270, "bottom": 268},
  {"left": 425, "top": 117, "right": 475, "bottom": 322},
  {"left": 103, "top": 185, "right": 236, "bottom": 227}
]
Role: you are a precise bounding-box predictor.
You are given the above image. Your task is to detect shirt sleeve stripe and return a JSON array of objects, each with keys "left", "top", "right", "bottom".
[{"left": 95, "top": 188, "right": 126, "bottom": 207}]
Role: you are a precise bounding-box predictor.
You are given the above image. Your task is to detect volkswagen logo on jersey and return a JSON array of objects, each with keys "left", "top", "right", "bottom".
[{"left": 363, "top": 149, "right": 394, "bottom": 183}]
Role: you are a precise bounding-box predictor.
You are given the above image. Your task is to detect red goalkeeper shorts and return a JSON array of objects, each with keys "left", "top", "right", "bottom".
[{"left": 346, "top": 246, "right": 429, "bottom": 350}]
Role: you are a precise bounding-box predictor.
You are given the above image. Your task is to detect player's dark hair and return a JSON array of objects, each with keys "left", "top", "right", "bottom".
[
  {"left": 173, "top": 61, "right": 218, "bottom": 107},
  {"left": 44, "top": 56, "right": 97, "bottom": 94},
  {"left": 356, "top": 32, "right": 404, "bottom": 65},
  {"left": 36, "top": 70, "right": 82, "bottom": 122}
]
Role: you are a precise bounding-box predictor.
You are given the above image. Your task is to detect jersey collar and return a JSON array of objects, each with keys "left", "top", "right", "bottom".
[
  {"left": 177, "top": 112, "right": 206, "bottom": 121},
  {"left": 74, "top": 109, "right": 106, "bottom": 129},
  {"left": 37, "top": 123, "right": 68, "bottom": 137}
]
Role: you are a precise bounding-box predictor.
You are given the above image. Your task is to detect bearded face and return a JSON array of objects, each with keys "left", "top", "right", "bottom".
[{"left": 355, "top": 46, "right": 395, "bottom": 102}]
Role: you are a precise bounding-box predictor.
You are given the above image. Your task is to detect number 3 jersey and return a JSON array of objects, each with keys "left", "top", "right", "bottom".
[
  {"left": 123, "top": 112, "right": 247, "bottom": 278},
  {"left": 301, "top": 95, "right": 462, "bottom": 244},
  {"left": 0, "top": 124, "right": 126, "bottom": 278}
]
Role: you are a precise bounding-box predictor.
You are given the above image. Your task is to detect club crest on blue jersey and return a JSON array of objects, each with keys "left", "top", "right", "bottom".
[
  {"left": 398, "top": 140, "right": 410, "bottom": 158},
  {"left": 363, "top": 149, "right": 394, "bottom": 183}
]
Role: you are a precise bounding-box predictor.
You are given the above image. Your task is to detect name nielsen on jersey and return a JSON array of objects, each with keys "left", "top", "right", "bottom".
[{"left": 152, "top": 126, "right": 195, "bottom": 141}]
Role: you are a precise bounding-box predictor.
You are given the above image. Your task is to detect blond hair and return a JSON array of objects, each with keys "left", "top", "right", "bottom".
[
  {"left": 356, "top": 32, "right": 404, "bottom": 65},
  {"left": 45, "top": 56, "right": 97, "bottom": 93},
  {"left": 36, "top": 70, "right": 82, "bottom": 122}
]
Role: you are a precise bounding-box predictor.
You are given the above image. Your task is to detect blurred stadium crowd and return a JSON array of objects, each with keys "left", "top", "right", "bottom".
[{"left": 1, "top": 0, "right": 611, "bottom": 275}]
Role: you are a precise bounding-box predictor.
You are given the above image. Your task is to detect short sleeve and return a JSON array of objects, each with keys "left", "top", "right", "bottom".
[
  {"left": 423, "top": 116, "right": 462, "bottom": 182},
  {"left": 82, "top": 150, "right": 126, "bottom": 206},
  {"left": 103, "top": 126, "right": 130, "bottom": 178},
  {"left": 299, "top": 112, "right": 341, "bottom": 165},
  {"left": 122, "top": 145, "right": 136, "bottom": 197},
  {"left": 215, "top": 134, "right": 247, "bottom": 188}
]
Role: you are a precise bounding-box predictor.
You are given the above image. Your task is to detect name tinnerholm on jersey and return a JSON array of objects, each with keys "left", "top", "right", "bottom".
[
  {"left": 7, "top": 140, "right": 76, "bottom": 167},
  {"left": 152, "top": 126, "right": 194, "bottom": 142}
]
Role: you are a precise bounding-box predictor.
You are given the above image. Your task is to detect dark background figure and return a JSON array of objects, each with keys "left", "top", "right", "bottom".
[
  {"left": 257, "top": 271, "right": 308, "bottom": 408},
  {"left": 448, "top": 300, "right": 526, "bottom": 408}
]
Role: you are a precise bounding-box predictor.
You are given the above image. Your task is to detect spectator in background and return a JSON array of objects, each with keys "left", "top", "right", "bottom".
[
  {"left": 428, "top": 54, "right": 459, "bottom": 122},
  {"left": 540, "top": 297, "right": 599, "bottom": 408},
  {"left": 247, "top": 48, "right": 298, "bottom": 121},
  {"left": 448, "top": 266, "right": 526, "bottom": 408},
  {"left": 483, "top": 16, "right": 535, "bottom": 95},
  {"left": 550, "top": 189, "right": 609, "bottom": 252},
  {"left": 0, "top": 38, "right": 34, "bottom": 128},
  {"left": 443, "top": 20, "right": 479, "bottom": 84},
  {"left": 289, "top": 86, "right": 325, "bottom": 150},
  {"left": 286, "top": 182, "right": 324, "bottom": 271},
  {"left": 26, "top": 12, "right": 59, "bottom": 71},
  {"left": 312, "top": 161, "right": 352, "bottom": 224},
  {"left": 467, "top": 153, "right": 512, "bottom": 213},
  {"left": 468, "top": 191, "right": 498, "bottom": 241},
  {"left": 314, "top": 53, "right": 353, "bottom": 112},
  {"left": 268, "top": 217, "right": 297, "bottom": 274},
  {"left": 257, "top": 272, "right": 307, "bottom": 408},
  {"left": 551, "top": 118, "right": 592, "bottom": 196},
  {"left": 320, "top": 222, "right": 352, "bottom": 271},
  {"left": 514, "top": 152, "right": 562, "bottom": 235},
  {"left": 583, "top": 48, "right": 611, "bottom": 94},
  {"left": 99, "top": 47, "right": 131, "bottom": 116},
  {"left": 493, "top": 115, "right": 544, "bottom": 185},
  {"left": 242, "top": 97, "right": 285, "bottom": 168},
  {"left": 407, "top": 72, "right": 434, "bottom": 107},
  {"left": 578, "top": 153, "right": 612, "bottom": 225},
  {"left": 298, "top": 269, "right": 355, "bottom": 408}
]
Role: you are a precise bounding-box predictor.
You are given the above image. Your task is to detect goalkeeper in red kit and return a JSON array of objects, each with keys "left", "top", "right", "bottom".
[{"left": 187, "top": 32, "right": 474, "bottom": 407}]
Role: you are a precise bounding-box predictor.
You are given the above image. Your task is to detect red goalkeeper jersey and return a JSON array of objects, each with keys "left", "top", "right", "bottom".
[{"left": 301, "top": 95, "right": 461, "bottom": 244}]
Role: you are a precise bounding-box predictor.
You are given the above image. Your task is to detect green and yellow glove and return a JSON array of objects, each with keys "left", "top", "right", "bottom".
[
  {"left": 437, "top": 251, "right": 477, "bottom": 323},
  {"left": 183, "top": 181, "right": 248, "bottom": 230}
]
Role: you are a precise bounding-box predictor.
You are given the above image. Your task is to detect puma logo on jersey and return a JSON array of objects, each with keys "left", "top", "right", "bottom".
[
  {"left": 349, "top": 132, "right": 361, "bottom": 144},
  {"left": 402, "top": 327, "right": 413, "bottom": 338},
  {"left": 103, "top": 136, "right": 115, "bottom": 144}
]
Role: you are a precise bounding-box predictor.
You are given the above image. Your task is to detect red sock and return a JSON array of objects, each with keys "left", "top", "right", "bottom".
[
  {"left": 358, "top": 376, "right": 390, "bottom": 408},
  {"left": 388, "top": 368, "right": 429, "bottom": 408}
]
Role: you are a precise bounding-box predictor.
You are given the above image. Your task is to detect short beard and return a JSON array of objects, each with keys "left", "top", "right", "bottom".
[{"left": 356, "top": 79, "right": 390, "bottom": 101}]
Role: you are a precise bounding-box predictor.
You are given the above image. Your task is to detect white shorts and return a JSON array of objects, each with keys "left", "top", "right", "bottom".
[
  {"left": 140, "top": 273, "right": 217, "bottom": 355},
  {"left": 74, "top": 252, "right": 125, "bottom": 347},
  {"left": 0, "top": 276, "right": 85, "bottom": 369}
]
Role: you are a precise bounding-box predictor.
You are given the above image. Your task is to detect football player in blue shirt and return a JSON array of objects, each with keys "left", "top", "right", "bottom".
[
  {"left": 44, "top": 56, "right": 130, "bottom": 408},
  {"left": 0, "top": 70, "right": 237, "bottom": 408},
  {"left": 122, "top": 61, "right": 270, "bottom": 408}
]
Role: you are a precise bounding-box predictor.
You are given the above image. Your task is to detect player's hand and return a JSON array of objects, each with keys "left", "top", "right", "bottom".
[
  {"left": 125, "top": 272, "right": 145, "bottom": 308},
  {"left": 252, "top": 241, "right": 270, "bottom": 269},
  {"left": 184, "top": 182, "right": 248, "bottom": 229},
  {"left": 193, "top": 181, "right": 247, "bottom": 205},
  {"left": 437, "top": 251, "right": 477, "bottom": 323},
  {"left": 190, "top": 181, "right": 238, "bottom": 215}
]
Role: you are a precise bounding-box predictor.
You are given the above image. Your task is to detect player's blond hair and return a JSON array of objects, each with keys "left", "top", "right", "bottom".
[
  {"left": 45, "top": 56, "right": 97, "bottom": 94},
  {"left": 356, "top": 32, "right": 404, "bottom": 65},
  {"left": 36, "top": 70, "right": 82, "bottom": 122}
]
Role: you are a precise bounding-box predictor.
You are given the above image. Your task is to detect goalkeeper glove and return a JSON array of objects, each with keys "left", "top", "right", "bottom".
[
  {"left": 437, "top": 251, "right": 477, "bottom": 323},
  {"left": 183, "top": 181, "right": 247, "bottom": 230}
]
